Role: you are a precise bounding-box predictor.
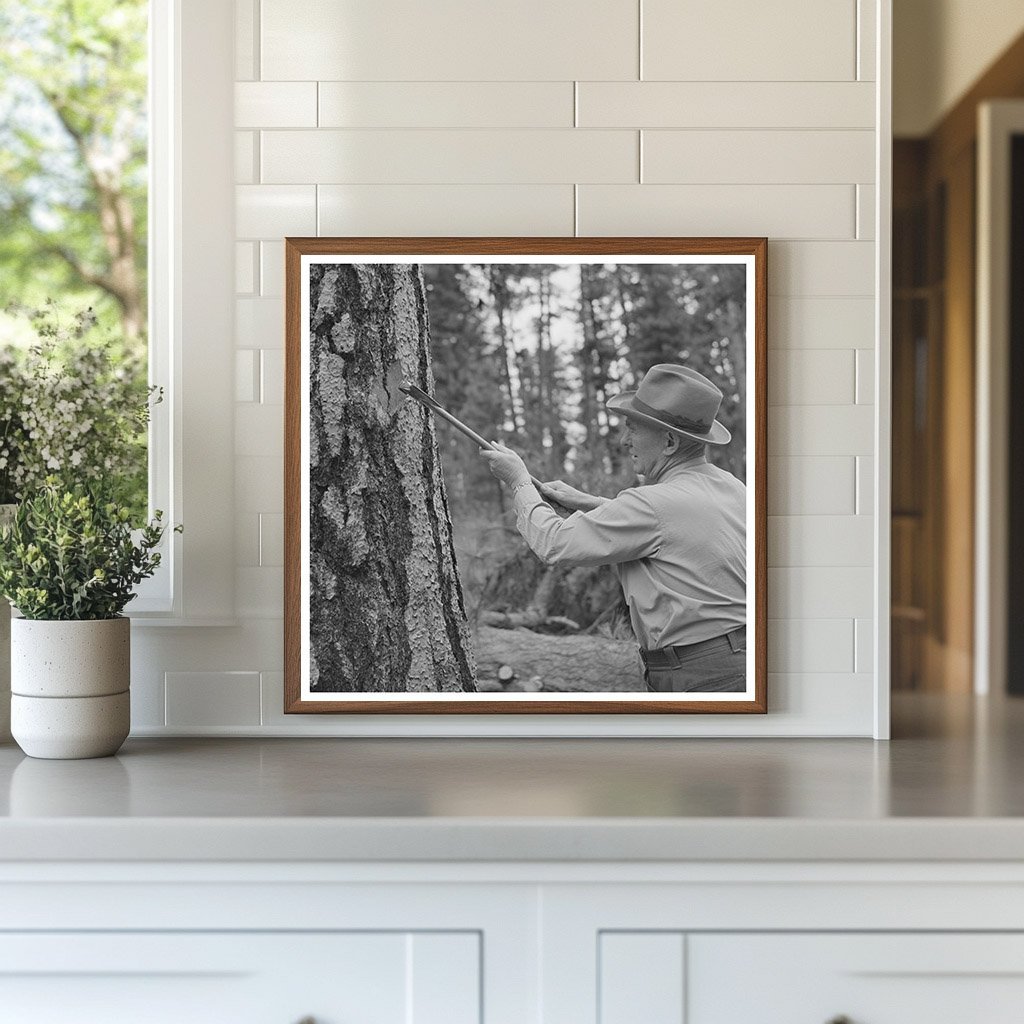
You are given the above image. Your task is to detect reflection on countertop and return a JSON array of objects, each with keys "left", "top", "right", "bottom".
[{"left": 0, "top": 693, "right": 1019, "bottom": 822}]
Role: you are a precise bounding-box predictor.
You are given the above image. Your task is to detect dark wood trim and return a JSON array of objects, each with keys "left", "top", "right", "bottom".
[
  {"left": 284, "top": 237, "right": 767, "bottom": 715},
  {"left": 927, "top": 30, "right": 1024, "bottom": 181}
]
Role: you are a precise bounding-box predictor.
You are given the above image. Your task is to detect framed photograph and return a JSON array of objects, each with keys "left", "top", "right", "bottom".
[{"left": 284, "top": 238, "right": 766, "bottom": 714}]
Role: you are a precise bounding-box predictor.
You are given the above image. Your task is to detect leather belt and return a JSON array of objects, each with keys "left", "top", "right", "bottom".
[{"left": 640, "top": 627, "right": 745, "bottom": 668}]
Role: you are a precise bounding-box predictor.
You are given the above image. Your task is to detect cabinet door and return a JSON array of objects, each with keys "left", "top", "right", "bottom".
[
  {"left": 689, "top": 933, "right": 1024, "bottom": 1024},
  {"left": 0, "top": 932, "right": 480, "bottom": 1024}
]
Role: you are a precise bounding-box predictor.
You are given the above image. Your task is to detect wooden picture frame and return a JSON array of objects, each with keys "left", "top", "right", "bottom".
[{"left": 285, "top": 238, "right": 767, "bottom": 715}]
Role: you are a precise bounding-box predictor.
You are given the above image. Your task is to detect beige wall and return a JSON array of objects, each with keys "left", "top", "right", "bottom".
[{"left": 895, "top": 0, "right": 1024, "bottom": 135}]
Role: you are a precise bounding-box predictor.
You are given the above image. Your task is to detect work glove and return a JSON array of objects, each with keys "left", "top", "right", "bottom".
[{"left": 480, "top": 442, "right": 531, "bottom": 489}]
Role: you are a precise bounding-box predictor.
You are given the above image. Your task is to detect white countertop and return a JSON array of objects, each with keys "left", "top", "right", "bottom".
[{"left": 1, "top": 693, "right": 1023, "bottom": 862}]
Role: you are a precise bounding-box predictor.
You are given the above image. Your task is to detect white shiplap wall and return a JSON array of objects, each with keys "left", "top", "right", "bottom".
[{"left": 132, "top": 0, "right": 887, "bottom": 737}]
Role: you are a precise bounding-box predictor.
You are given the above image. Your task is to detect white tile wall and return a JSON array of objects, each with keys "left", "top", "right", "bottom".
[
  {"left": 770, "top": 297, "right": 875, "bottom": 349},
  {"left": 260, "top": 0, "right": 639, "bottom": 81},
  {"left": 139, "top": 0, "right": 884, "bottom": 738},
  {"left": 769, "top": 241, "right": 874, "bottom": 297},
  {"left": 236, "top": 82, "right": 318, "bottom": 127},
  {"left": 768, "top": 458, "right": 856, "bottom": 515},
  {"left": 856, "top": 349, "right": 875, "bottom": 403},
  {"left": 768, "top": 516, "right": 873, "bottom": 567},
  {"left": 260, "top": 130, "right": 639, "bottom": 184},
  {"left": 165, "top": 672, "right": 262, "bottom": 728},
  {"left": 769, "top": 619, "right": 855, "bottom": 673},
  {"left": 578, "top": 184, "right": 857, "bottom": 238},
  {"left": 318, "top": 184, "right": 575, "bottom": 236},
  {"left": 578, "top": 83, "right": 874, "bottom": 129},
  {"left": 642, "top": 0, "right": 857, "bottom": 81},
  {"left": 769, "top": 351, "right": 856, "bottom": 406},
  {"left": 643, "top": 131, "right": 875, "bottom": 185},
  {"left": 319, "top": 82, "right": 575, "bottom": 128}
]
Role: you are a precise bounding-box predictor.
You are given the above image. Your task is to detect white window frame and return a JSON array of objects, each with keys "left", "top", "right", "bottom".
[{"left": 128, "top": 0, "right": 236, "bottom": 625}]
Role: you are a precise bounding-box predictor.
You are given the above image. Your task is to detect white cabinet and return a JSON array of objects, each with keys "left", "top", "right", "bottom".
[
  {"left": 689, "top": 934, "right": 1024, "bottom": 1024},
  {"left": 4, "top": 862, "right": 1024, "bottom": 1023},
  {"left": 0, "top": 932, "right": 480, "bottom": 1024}
]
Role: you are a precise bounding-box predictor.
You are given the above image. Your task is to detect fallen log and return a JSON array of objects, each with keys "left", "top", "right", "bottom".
[{"left": 474, "top": 626, "right": 643, "bottom": 694}]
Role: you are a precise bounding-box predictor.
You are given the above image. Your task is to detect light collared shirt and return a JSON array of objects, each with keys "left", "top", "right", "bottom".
[{"left": 511, "top": 458, "right": 746, "bottom": 649}]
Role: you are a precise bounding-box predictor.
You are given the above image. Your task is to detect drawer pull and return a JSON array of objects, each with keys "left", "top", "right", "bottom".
[{"left": 826, "top": 1017, "right": 854, "bottom": 1024}]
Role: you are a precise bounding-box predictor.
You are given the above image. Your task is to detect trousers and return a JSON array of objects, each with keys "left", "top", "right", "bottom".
[{"left": 641, "top": 627, "right": 746, "bottom": 693}]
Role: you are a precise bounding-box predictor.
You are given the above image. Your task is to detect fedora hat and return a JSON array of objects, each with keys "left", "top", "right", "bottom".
[{"left": 606, "top": 364, "right": 731, "bottom": 445}]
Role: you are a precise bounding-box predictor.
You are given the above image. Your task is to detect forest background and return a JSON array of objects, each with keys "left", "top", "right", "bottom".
[{"left": 422, "top": 261, "right": 747, "bottom": 689}]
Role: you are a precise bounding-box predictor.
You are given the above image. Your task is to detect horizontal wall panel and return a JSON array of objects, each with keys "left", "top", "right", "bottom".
[
  {"left": 855, "top": 618, "right": 873, "bottom": 674},
  {"left": 236, "top": 512, "right": 260, "bottom": 567},
  {"left": 259, "top": 513, "right": 285, "bottom": 567},
  {"left": 235, "top": 298, "right": 285, "bottom": 350},
  {"left": 768, "top": 619, "right": 855, "bottom": 674},
  {"left": 579, "top": 82, "right": 873, "bottom": 129},
  {"left": 236, "top": 185, "right": 316, "bottom": 237},
  {"left": 769, "top": 405, "right": 874, "bottom": 456},
  {"left": 234, "top": 131, "right": 256, "bottom": 184},
  {"left": 235, "top": 403, "right": 284, "bottom": 457},
  {"left": 600, "top": 933, "right": 685, "bottom": 1024},
  {"left": 770, "top": 297, "right": 875, "bottom": 349},
  {"left": 235, "top": 82, "right": 317, "bottom": 127},
  {"left": 260, "top": 241, "right": 286, "bottom": 298},
  {"left": 768, "top": 457, "right": 855, "bottom": 515},
  {"left": 856, "top": 455, "right": 875, "bottom": 514},
  {"left": 859, "top": 0, "right": 877, "bottom": 81},
  {"left": 318, "top": 184, "right": 575, "bottom": 235},
  {"left": 261, "top": 0, "right": 639, "bottom": 81},
  {"left": 235, "top": 350, "right": 258, "bottom": 403},
  {"left": 856, "top": 349, "right": 875, "bottom": 403},
  {"left": 235, "top": 242, "right": 255, "bottom": 294},
  {"left": 235, "top": 0, "right": 256, "bottom": 81},
  {"left": 765, "top": 671, "right": 873, "bottom": 727},
  {"left": 643, "top": 130, "right": 874, "bottom": 185},
  {"left": 262, "top": 130, "right": 638, "bottom": 184},
  {"left": 769, "top": 567, "right": 874, "bottom": 619},
  {"left": 857, "top": 183, "right": 875, "bottom": 238},
  {"left": 165, "top": 672, "right": 262, "bottom": 728},
  {"left": 642, "top": 0, "right": 857, "bottom": 81},
  {"left": 319, "top": 82, "right": 574, "bottom": 128},
  {"left": 235, "top": 456, "right": 284, "bottom": 512},
  {"left": 261, "top": 349, "right": 285, "bottom": 404},
  {"left": 769, "top": 350, "right": 856, "bottom": 406},
  {"left": 768, "top": 515, "right": 874, "bottom": 567},
  {"left": 236, "top": 567, "right": 285, "bottom": 618},
  {"left": 769, "top": 241, "right": 874, "bottom": 296},
  {"left": 578, "top": 184, "right": 855, "bottom": 238}
]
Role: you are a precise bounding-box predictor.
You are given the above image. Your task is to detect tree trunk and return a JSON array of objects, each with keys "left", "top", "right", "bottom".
[{"left": 308, "top": 263, "right": 477, "bottom": 693}]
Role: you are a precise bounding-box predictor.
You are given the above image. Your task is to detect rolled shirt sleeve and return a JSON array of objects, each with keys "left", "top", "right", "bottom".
[{"left": 511, "top": 485, "right": 662, "bottom": 568}]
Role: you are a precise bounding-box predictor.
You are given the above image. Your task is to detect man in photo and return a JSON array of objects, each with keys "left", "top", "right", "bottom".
[{"left": 481, "top": 363, "right": 747, "bottom": 693}]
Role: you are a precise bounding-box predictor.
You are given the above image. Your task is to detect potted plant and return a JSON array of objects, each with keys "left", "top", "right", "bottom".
[
  {"left": 0, "top": 302, "right": 157, "bottom": 745},
  {"left": 0, "top": 480, "right": 172, "bottom": 758}
]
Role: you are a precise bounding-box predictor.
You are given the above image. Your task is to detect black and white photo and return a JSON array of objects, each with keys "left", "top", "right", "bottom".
[{"left": 284, "top": 238, "right": 766, "bottom": 714}]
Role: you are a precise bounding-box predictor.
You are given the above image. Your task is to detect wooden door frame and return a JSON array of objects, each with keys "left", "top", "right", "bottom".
[{"left": 975, "top": 100, "right": 1024, "bottom": 696}]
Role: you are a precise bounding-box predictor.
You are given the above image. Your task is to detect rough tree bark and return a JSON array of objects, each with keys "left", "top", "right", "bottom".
[{"left": 308, "top": 263, "right": 477, "bottom": 693}]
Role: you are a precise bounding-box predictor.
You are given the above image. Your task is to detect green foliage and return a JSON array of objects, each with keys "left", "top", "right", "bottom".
[
  {"left": 0, "top": 301, "right": 155, "bottom": 516},
  {"left": 0, "top": 478, "right": 173, "bottom": 620},
  {"left": 0, "top": 0, "right": 148, "bottom": 343}
]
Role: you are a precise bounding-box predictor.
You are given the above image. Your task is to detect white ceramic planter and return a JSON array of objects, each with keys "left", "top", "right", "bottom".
[
  {"left": 0, "top": 502, "right": 15, "bottom": 744},
  {"left": 10, "top": 617, "right": 131, "bottom": 759}
]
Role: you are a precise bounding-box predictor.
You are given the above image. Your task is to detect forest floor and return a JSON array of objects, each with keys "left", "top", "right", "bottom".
[{"left": 473, "top": 625, "right": 644, "bottom": 694}]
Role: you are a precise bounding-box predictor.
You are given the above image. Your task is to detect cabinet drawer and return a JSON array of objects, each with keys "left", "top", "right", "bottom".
[
  {"left": 0, "top": 932, "right": 480, "bottom": 1024},
  {"left": 689, "top": 933, "right": 1024, "bottom": 1024}
]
